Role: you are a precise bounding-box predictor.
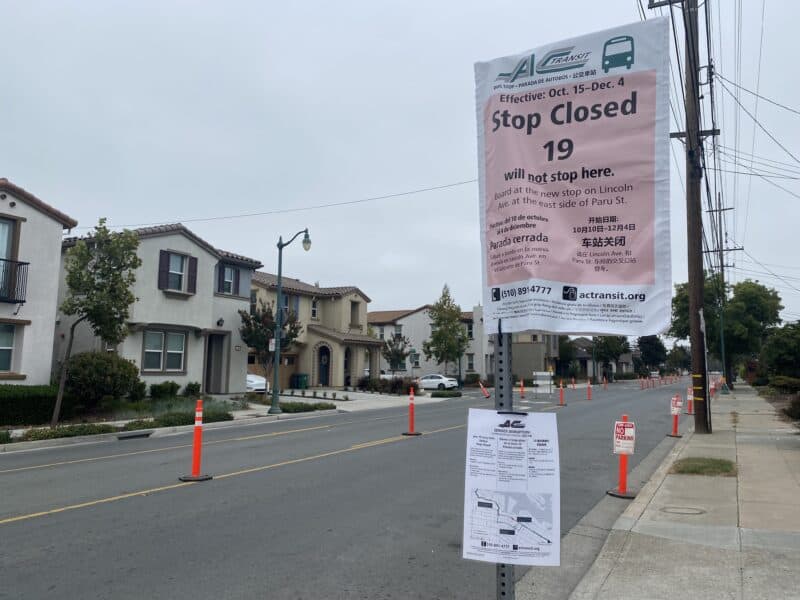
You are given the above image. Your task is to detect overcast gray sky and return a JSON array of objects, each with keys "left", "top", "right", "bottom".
[{"left": 3, "top": 1, "right": 798, "bottom": 325}]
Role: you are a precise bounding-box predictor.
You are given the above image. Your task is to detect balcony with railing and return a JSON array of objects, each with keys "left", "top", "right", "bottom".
[{"left": 0, "top": 258, "right": 29, "bottom": 304}]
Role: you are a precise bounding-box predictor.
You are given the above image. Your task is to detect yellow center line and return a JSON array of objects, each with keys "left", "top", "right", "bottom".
[
  {"left": 0, "top": 424, "right": 333, "bottom": 475},
  {"left": 0, "top": 482, "right": 195, "bottom": 526},
  {"left": 0, "top": 423, "right": 466, "bottom": 526}
]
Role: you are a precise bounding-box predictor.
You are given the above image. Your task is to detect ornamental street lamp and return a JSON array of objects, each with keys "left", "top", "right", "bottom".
[{"left": 270, "top": 228, "right": 311, "bottom": 415}]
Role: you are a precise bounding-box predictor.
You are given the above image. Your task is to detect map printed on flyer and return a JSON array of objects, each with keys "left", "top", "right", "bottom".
[
  {"left": 475, "top": 18, "right": 671, "bottom": 335},
  {"left": 462, "top": 409, "right": 560, "bottom": 566}
]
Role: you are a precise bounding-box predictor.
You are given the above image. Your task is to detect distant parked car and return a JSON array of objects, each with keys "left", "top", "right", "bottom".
[
  {"left": 364, "top": 369, "right": 398, "bottom": 381},
  {"left": 246, "top": 374, "right": 268, "bottom": 393},
  {"left": 416, "top": 374, "right": 458, "bottom": 390}
]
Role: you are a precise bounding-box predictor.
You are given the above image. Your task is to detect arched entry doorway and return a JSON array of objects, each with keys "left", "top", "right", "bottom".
[{"left": 318, "top": 345, "right": 331, "bottom": 386}]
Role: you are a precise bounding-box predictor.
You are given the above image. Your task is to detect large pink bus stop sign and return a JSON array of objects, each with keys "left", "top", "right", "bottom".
[{"left": 475, "top": 18, "right": 671, "bottom": 335}]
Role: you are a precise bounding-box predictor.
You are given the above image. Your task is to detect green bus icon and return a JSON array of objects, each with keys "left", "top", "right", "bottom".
[{"left": 602, "top": 36, "right": 634, "bottom": 73}]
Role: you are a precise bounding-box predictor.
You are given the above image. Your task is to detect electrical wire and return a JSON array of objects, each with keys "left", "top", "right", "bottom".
[
  {"left": 718, "top": 79, "right": 800, "bottom": 166},
  {"left": 72, "top": 178, "right": 479, "bottom": 230},
  {"left": 716, "top": 73, "right": 800, "bottom": 117}
]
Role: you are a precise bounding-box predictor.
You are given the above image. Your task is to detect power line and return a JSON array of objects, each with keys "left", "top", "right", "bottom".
[
  {"left": 73, "top": 178, "right": 478, "bottom": 230},
  {"left": 736, "top": 244, "right": 800, "bottom": 294},
  {"left": 712, "top": 165, "right": 800, "bottom": 181},
  {"left": 718, "top": 79, "right": 800, "bottom": 166},
  {"left": 717, "top": 74, "right": 800, "bottom": 117},
  {"left": 742, "top": 0, "right": 767, "bottom": 254}
]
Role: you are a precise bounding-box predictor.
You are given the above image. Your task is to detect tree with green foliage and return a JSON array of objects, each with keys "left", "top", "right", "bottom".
[
  {"left": 52, "top": 219, "right": 142, "bottom": 427},
  {"left": 759, "top": 322, "right": 800, "bottom": 378},
  {"left": 382, "top": 335, "right": 412, "bottom": 375},
  {"left": 239, "top": 299, "right": 302, "bottom": 389},
  {"left": 592, "top": 336, "right": 630, "bottom": 381},
  {"left": 637, "top": 335, "right": 667, "bottom": 370},
  {"left": 422, "top": 285, "right": 469, "bottom": 376},
  {"left": 666, "top": 344, "right": 691, "bottom": 372},
  {"left": 670, "top": 275, "right": 782, "bottom": 386}
]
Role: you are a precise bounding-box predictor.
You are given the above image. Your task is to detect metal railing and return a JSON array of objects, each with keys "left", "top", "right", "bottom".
[{"left": 0, "top": 258, "right": 29, "bottom": 304}]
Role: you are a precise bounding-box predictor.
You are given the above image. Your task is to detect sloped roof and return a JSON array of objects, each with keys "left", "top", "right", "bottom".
[
  {"left": 252, "top": 271, "right": 371, "bottom": 302},
  {"left": 367, "top": 308, "right": 424, "bottom": 324},
  {"left": 368, "top": 305, "right": 475, "bottom": 324},
  {"left": 63, "top": 223, "right": 262, "bottom": 268},
  {"left": 0, "top": 178, "right": 78, "bottom": 229},
  {"left": 307, "top": 323, "right": 383, "bottom": 346}
]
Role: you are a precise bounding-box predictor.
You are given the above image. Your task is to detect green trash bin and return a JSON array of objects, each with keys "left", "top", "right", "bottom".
[{"left": 297, "top": 373, "right": 308, "bottom": 389}]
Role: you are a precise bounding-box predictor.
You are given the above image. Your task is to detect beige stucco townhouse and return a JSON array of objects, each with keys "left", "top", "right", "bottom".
[
  {"left": 55, "top": 224, "right": 262, "bottom": 395},
  {"left": 0, "top": 179, "right": 77, "bottom": 385},
  {"left": 249, "top": 272, "right": 382, "bottom": 389}
]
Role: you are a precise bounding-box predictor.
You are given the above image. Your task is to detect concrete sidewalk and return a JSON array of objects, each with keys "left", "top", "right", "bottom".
[
  {"left": 566, "top": 384, "right": 800, "bottom": 599},
  {"left": 231, "top": 387, "right": 452, "bottom": 418}
]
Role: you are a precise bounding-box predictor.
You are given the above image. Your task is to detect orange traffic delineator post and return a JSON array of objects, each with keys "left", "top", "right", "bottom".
[
  {"left": 587, "top": 379, "right": 592, "bottom": 401},
  {"left": 403, "top": 386, "right": 422, "bottom": 436},
  {"left": 559, "top": 381, "right": 566, "bottom": 406},
  {"left": 686, "top": 386, "right": 694, "bottom": 415},
  {"left": 668, "top": 394, "right": 682, "bottom": 438},
  {"left": 571, "top": 377, "right": 576, "bottom": 390},
  {"left": 607, "top": 414, "right": 636, "bottom": 499},
  {"left": 639, "top": 377, "right": 644, "bottom": 390},
  {"left": 478, "top": 380, "right": 491, "bottom": 399},
  {"left": 179, "top": 399, "right": 212, "bottom": 482},
  {"left": 519, "top": 379, "right": 525, "bottom": 399},
  {"left": 603, "top": 376, "right": 608, "bottom": 390}
]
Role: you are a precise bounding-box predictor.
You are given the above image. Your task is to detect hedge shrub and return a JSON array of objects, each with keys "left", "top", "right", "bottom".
[
  {"left": 66, "top": 352, "right": 140, "bottom": 410},
  {"left": 464, "top": 373, "right": 481, "bottom": 385},
  {"left": 431, "top": 390, "right": 462, "bottom": 398},
  {"left": 786, "top": 397, "right": 800, "bottom": 420},
  {"left": 0, "top": 385, "right": 78, "bottom": 426},
  {"left": 150, "top": 381, "right": 180, "bottom": 399},
  {"left": 123, "top": 419, "right": 156, "bottom": 431},
  {"left": 21, "top": 424, "right": 116, "bottom": 441},
  {"left": 183, "top": 382, "right": 202, "bottom": 397},
  {"left": 278, "top": 402, "right": 336, "bottom": 413},
  {"left": 0, "top": 430, "right": 11, "bottom": 444},
  {"left": 129, "top": 381, "right": 147, "bottom": 401},
  {"left": 769, "top": 376, "right": 800, "bottom": 394}
]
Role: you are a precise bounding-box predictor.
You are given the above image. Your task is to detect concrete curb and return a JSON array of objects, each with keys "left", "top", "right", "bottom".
[
  {"left": 567, "top": 426, "right": 695, "bottom": 599},
  {"left": 0, "top": 409, "right": 340, "bottom": 453}
]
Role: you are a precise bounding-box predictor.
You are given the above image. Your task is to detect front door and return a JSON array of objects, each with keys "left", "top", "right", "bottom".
[
  {"left": 205, "top": 334, "right": 226, "bottom": 394},
  {"left": 318, "top": 346, "right": 330, "bottom": 386},
  {"left": 343, "top": 347, "right": 351, "bottom": 387}
]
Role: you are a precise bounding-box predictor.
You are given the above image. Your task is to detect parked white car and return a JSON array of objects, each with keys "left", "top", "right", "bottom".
[
  {"left": 246, "top": 374, "right": 268, "bottom": 393},
  {"left": 416, "top": 374, "right": 458, "bottom": 390}
]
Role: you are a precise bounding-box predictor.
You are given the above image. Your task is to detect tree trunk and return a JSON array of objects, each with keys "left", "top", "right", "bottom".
[{"left": 51, "top": 316, "right": 86, "bottom": 428}]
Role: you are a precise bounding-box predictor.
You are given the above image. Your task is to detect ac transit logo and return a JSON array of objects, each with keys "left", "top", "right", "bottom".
[
  {"left": 496, "top": 47, "right": 592, "bottom": 82},
  {"left": 563, "top": 286, "right": 578, "bottom": 301},
  {"left": 498, "top": 419, "right": 525, "bottom": 429}
]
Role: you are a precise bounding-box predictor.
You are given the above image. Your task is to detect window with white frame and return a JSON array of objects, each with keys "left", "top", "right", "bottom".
[
  {"left": 394, "top": 324, "right": 402, "bottom": 337},
  {"left": 168, "top": 254, "right": 186, "bottom": 291},
  {"left": 0, "top": 324, "right": 14, "bottom": 371},
  {"left": 466, "top": 322, "right": 473, "bottom": 339},
  {"left": 143, "top": 331, "right": 164, "bottom": 370},
  {"left": 412, "top": 352, "right": 420, "bottom": 368},
  {"left": 467, "top": 353, "right": 475, "bottom": 371},
  {"left": 311, "top": 298, "right": 318, "bottom": 319},
  {"left": 222, "top": 266, "right": 235, "bottom": 294},
  {"left": 143, "top": 330, "right": 186, "bottom": 372},
  {"left": 378, "top": 326, "right": 384, "bottom": 340}
]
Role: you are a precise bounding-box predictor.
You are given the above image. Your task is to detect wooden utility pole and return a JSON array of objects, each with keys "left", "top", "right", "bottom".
[{"left": 682, "top": 0, "right": 710, "bottom": 433}]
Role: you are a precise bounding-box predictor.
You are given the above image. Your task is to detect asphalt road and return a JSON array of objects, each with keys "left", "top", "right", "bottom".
[{"left": 0, "top": 380, "right": 689, "bottom": 599}]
